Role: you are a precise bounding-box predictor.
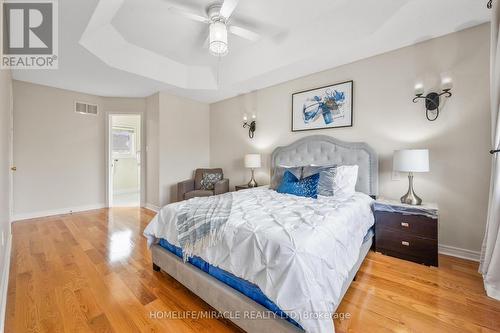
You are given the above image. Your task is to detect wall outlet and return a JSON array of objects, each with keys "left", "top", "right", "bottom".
[{"left": 392, "top": 170, "right": 401, "bottom": 181}]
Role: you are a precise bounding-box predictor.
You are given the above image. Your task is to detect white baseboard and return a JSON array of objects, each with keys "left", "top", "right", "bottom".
[
  {"left": 12, "top": 203, "right": 106, "bottom": 222},
  {"left": 145, "top": 203, "right": 160, "bottom": 212},
  {"left": 439, "top": 244, "right": 481, "bottom": 262},
  {"left": 484, "top": 281, "right": 500, "bottom": 300},
  {"left": 0, "top": 233, "right": 12, "bottom": 333}
]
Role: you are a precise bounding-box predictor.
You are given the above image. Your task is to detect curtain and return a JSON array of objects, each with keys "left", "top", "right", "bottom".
[{"left": 480, "top": 0, "right": 500, "bottom": 300}]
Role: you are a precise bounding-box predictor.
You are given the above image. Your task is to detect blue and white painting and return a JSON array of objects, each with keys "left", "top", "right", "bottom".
[{"left": 292, "top": 81, "right": 353, "bottom": 131}]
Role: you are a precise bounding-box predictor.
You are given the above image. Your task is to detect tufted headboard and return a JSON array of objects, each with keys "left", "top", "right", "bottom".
[{"left": 270, "top": 135, "right": 379, "bottom": 196}]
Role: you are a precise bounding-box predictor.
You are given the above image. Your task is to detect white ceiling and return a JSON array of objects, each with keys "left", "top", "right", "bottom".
[{"left": 12, "top": 0, "right": 490, "bottom": 103}]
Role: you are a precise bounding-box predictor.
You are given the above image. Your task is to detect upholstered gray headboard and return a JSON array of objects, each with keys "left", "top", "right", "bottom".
[{"left": 270, "top": 135, "right": 379, "bottom": 196}]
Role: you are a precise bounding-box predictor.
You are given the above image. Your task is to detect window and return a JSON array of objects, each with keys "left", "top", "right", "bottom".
[{"left": 112, "top": 127, "right": 136, "bottom": 158}]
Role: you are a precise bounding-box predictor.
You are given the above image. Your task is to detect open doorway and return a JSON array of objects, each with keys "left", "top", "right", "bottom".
[{"left": 109, "top": 114, "right": 141, "bottom": 207}]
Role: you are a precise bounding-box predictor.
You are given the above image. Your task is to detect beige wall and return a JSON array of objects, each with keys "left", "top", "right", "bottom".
[
  {"left": 146, "top": 93, "right": 160, "bottom": 207},
  {"left": 102, "top": 97, "right": 146, "bottom": 114},
  {"left": 12, "top": 81, "right": 146, "bottom": 218},
  {"left": 0, "top": 68, "right": 12, "bottom": 330},
  {"left": 210, "top": 24, "right": 491, "bottom": 253},
  {"left": 13, "top": 81, "right": 105, "bottom": 217},
  {"left": 11, "top": 81, "right": 206, "bottom": 213},
  {"left": 159, "top": 92, "right": 210, "bottom": 205}
]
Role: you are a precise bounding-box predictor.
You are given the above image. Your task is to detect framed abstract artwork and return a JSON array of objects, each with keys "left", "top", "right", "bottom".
[{"left": 292, "top": 80, "right": 353, "bottom": 132}]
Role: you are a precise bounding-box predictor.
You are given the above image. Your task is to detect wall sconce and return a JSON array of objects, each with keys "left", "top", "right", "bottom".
[
  {"left": 243, "top": 113, "right": 256, "bottom": 138},
  {"left": 412, "top": 79, "right": 452, "bottom": 121}
]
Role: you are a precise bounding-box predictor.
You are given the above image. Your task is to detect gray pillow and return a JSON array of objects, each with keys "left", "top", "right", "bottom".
[
  {"left": 200, "top": 172, "right": 222, "bottom": 190},
  {"left": 270, "top": 166, "right": 303, "bottom": 190},
  {"left": 302, "top": 164, "right": 336, "bottom": 178},
  {"left": 318, "top": 167, "right": 337, "bottom": 196},
  {"left": 302, "top": 165, "right": 337, "bottom": 196}
]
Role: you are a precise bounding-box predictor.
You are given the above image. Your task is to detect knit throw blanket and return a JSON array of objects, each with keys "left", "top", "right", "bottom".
[{"left": 176, "top": 192, "right": 233, "bottom": 261}]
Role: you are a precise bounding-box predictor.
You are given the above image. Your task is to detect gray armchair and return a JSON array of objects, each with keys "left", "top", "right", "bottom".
[{"left": 177, "top": 168, "right": 229, "bottom": 201}]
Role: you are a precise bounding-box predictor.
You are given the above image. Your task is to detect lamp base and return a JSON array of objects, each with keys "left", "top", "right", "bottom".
[
  {"left": 400, "top": 173, "right": 422, "bottom": 205},
  {"left": 247, "top": 169, "right": 258, "bottom": 188}
]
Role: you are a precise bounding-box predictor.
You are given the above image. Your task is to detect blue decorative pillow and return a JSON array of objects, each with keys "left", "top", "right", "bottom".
[
  {"left": 270, "top": 166, "right": 303, "bottom": 189},
  {"left": 276, "top": 170, "right": 320, "bottom": 198}
]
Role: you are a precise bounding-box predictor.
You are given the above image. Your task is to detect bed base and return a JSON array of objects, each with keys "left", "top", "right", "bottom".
[{"left": 151, "top": 237, "right": 372, "bottom": 333}]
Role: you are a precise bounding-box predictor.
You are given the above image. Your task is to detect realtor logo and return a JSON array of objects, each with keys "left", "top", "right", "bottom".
[{"left": 2, "top": 0, "right": 58, "bottom": 69}]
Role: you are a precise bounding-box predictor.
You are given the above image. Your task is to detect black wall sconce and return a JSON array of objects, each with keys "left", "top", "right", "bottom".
[
  {"left": 412, "top": 81, "right": 452, "bottom": 121},
  {"left": 243, "top": 114, "right": 256, "bottom": 138}
]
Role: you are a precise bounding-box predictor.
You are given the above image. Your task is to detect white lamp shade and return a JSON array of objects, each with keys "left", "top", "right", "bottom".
[
  {"left": 244, "top": 154, "right": 261, "bottom": 168},
  {"left": 393, "top": 149, "right": 429, "bottom": 172}
]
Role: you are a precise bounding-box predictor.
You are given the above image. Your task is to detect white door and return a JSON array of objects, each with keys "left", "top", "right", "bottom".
[{"left": 108, "top": 114, "right": 141, "bottom": 207}]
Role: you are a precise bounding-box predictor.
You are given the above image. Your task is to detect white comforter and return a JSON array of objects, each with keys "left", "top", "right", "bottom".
[{"left": 144, "top": 187, "right": 374, "bottom": 333}]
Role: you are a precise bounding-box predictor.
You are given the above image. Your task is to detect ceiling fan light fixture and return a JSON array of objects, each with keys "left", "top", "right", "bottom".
[{"left": 209, "top": 21, "right": 228, "bottom": 57}]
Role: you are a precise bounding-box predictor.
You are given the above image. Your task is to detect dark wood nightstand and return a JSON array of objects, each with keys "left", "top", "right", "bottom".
[
  {"left": 235, "top": 184, "right": 257, "bottom": 191},
  {"left": 374, "top": 199, "right": 439, "bottom": 267}
]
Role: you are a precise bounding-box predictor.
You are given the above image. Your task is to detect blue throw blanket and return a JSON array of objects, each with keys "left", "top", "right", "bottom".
[{"left": 176, "top": 192, "right": 233, "bottom": 261}]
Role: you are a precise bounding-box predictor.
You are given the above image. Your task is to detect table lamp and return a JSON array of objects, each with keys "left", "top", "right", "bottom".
[
  {"left": 393, "top": 149, "right": 429, "bottom": 205},
  {"left": 244, "top": 154, "right": 261, "bottom": 187}
]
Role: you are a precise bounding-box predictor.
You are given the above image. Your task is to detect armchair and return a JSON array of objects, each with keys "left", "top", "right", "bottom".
[{"left": 177, "top": 168, "right": 229, "bottom": 201}]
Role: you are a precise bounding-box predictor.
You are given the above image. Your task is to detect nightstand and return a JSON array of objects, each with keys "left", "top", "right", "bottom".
[
  {"left": 235, "top": 184, "right": 257, "bottom": 191},
  {"left": 373, "top": 199, "right": 439, "bottom": 267}
]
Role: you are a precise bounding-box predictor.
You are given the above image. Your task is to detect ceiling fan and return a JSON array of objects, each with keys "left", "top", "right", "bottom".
[{"left": 168, "top": 0, "right": 260, "bottom": 57}]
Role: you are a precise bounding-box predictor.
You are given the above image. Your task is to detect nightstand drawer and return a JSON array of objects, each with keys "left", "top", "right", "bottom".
[
  {"left": 376, "top": 227, "right": 438, "bottom": 266},
  {"left": 375, "top": 211, "right": 437, "bottom": 239}
]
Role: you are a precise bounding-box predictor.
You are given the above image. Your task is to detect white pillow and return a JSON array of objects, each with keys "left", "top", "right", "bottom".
[{"left": 333, "top": 165, "right": 358, "bottom": 198}]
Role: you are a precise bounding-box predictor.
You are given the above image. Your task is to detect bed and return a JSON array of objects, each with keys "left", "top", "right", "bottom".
[{"left": 144, "top": 135, "right": 379, "bottom": 333}]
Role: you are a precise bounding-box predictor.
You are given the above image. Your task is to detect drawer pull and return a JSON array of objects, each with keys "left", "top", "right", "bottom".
[
  {"left": 401, "top": 241, "right": 410, "bottom": 246},
  {"left": 401, "top": 222, "right": 409, "bottom": 228}
]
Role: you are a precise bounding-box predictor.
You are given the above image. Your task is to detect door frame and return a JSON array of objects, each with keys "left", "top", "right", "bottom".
[
  {"left": 9, "top": 76, "right": 14, "bottom": 223},
  {"left": 105, "top": 111, "right": 146, "bottom": 208}
]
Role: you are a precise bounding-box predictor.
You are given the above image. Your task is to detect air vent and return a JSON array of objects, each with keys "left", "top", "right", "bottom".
[{"left": 75, "top": 101, "right": 98, "bottom": 115}]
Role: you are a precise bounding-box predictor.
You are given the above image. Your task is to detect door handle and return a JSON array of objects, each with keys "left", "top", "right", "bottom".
[{"left": 10, "top": 166, "right": 16, "bottom": 171}]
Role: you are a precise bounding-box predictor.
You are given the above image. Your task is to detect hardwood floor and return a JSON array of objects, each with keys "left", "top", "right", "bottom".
[{"left": 5, "top": 208, "right": 500, "bottom": 333}]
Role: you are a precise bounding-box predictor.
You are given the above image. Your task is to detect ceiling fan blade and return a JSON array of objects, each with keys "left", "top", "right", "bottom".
[
  {"left": 229, "top": 25, "right": 260, "bottom": 41},
  {"left": 168, "top": 7, "right": 209, "bottom": 23},
  {"left": 203, "top": 35, "right": 209, "bottom": 48},
  {"left": 219, "top": 0, "right": 239, "bottom": 19}
]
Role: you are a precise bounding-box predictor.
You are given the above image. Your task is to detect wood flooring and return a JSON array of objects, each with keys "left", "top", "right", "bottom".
[{"left": 5, "top": 208, "right": 500, "bottom": 333}]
